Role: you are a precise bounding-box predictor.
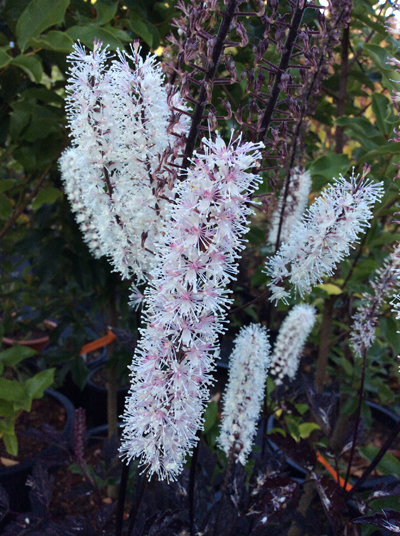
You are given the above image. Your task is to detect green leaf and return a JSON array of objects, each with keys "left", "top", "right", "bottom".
[
  {"left": 203, "top": 400, "right": 218, "bottom": 433},
  {"left": 359, "top": 445, "right": 400, "bottom": 480},
  {"left": 0, "top": 179, "right": 16, "bottom": 194},
  {"left": 0, "top": 195, "right": 13, "bottom": 220},
  {"left": 0, "top": 419, "right": 15, "bottom": 435},
  {"left": 0, "top": 378, "right": 26, "bottom": 402},
  {"left": 24, "top": 368, "right": 55, "bottom": 399},
  {"left": 317, "top": 283, "right": 342, "bottom": 296},
  {"left": 94, "top": 0, "right": 118, "bottom": 25},
  {"left": 27, "top": 30, "right": 74, "bottom": 53},
  {"left": 3, "top": 432, "right": 18, "bottom": 456},
  {"left": 10, "top": 101, "right": 32, "bottom": 140},
  {"left": 128, "top": 18, "right": 154, "bottom": 48},
  {"left": 372, "top": 93, "right": 396, "bottom": 136},
  {"left": 16, "top": 0, "right": 70, "bottom": 52},
  {"left": 331, "top": 355, "right": 353, "bottom": 376},
  {"left": 295, "top": 403, "right": 309, "bottom": 416},
  {"left": 0, "top": 346, "right": 37, "bottom": 367},
  {"left": 0, "top": 400, "right": 18, "bottom": 419},
  {"left": 298, "top": 422, "right": 320, "bottom": 439},
  {"left": 0, "top": 47, "right": 12, "bottom": 69},
  {"left": 308, "top": 154, "right": 350, "bottom": 189},
  {"left": 11, "top": 55, "right": 43, "bottom": 83},
  {"left": 32, "top": 187, "right": 63, "bottom": 209},
  {"left": 22, "top": 105, "right": 61, "bottom": 142},
  {"left": 66, "top": 25, "right": 124, "bottom": 51}
]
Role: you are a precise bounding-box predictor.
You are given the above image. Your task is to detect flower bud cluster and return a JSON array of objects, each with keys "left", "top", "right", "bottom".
[
  {"left": 351, "top": 246, "right": 400, "bottom": 358},
  {"left": 268, "top": 168, "right": 311, "bottom": 247},
  {"left": 120, "top": 133, "right": 264, "bottom": 481},
  {"left": 265, "top": 172, "right": 384, "bottom": 304},
  {"left": 218, "top": 324, "right": 271, "bottom": 465},
  {"left": 60, "top": 41, "right": 188, "bottom": 282},
  {"left": 270, "top": 304, "right": 316, "bottom": 385}
]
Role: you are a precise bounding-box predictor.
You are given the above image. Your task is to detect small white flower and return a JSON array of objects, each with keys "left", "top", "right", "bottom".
[
  {"left": 218, "top": 324, "right": 271, "bottom": 465},
  {"left": 270, "top": 304, "right": 316, "bottom": 385}
]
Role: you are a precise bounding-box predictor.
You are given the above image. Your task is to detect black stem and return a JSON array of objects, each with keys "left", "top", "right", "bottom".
[
  {"left": 126, "top": 474, "right": 147, "bottom": 536},
  {"left": 275, "top": 7, "right": 347, "bottom": 251},
  {"left": 115, "top": 461, "right": 130, "bottom": 536},
  {"left": 257, "top": 3, "right": 306, "bottom": 146},
  {"left": 189, "top": 439, "right": 200, "bottom": 536},
  {"left": 180, "top": 0, "right": 240, "bottom": 175},
  {"left": 343, "top": 348, "right": 367, "bottom": 489},
  {"left": 350, "top": 417, "right": 400, "bottom": 495}
]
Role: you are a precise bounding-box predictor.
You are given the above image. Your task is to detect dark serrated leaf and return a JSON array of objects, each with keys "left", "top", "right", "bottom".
[
  {"left": 267, "top": 432, "right": 316, "bottom": 470},
  {"left": 63, "top": 514, "right": 97, "bottom": 535},
  {"left": 93, "top": 502, "right": 116, "bottom": 531},
  {"left": 27, "top": 464, "right": 54, "bottom": 516},
  {"left": 314, "top": 475, "right": 347, "bottom": 533},
  {"left": 102, "top": 433, "right": 119, "bottom": 470},
  {"left": 0, "top": 484, "right": 9, "bottom": 522},
  {"left": 354, "top": 508, "right": 400, "bottom": 532}
]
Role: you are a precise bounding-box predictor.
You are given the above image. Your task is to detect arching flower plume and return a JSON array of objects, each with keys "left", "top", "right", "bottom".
[
  {"left": 270, "top": 304, "right": 316, "bottom": 385},
  {"left": 218, "top": 324, "right": 271, "bottom": 465},
  {"left": 119, "top": 133, "right": 264, "bottom": 481},
  {"left": 265, "top": 172, "right": 384, "bottom": 304},
  {"left": 60, "top": 40, "right": 189, "bottom": 282}
]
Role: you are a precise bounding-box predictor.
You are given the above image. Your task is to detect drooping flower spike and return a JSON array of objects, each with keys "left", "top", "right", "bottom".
[
  {"left": 270, "top": 304, "right": 316, "bottom": 385},
  {"left": 61, "top": 41, "right": 189, "bottom": 282},
  {"left": 218, "top": 324, "right": 271, "bottom": 466},
  {"left": 120, "top": 132, "right": 264, "bottom": 481},
  {"left": 351, "top": 245, "right": 400, "bottom": 358},
  {"left": 265, "top": 171, "right": 384, "bottom": 304}
]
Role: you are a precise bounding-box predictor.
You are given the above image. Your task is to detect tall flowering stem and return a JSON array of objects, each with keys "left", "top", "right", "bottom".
[
  {"left": 270, "top": 304, "right": 316, "bottom": 385},
  {"left": 265, "top": 172, "right": 384, "bottom": 304},
  {"left": 218, "top": 324, "right": 271, "bottom": 465},
  {"left": 120, "top": 133, "right": 264, "bottom": 481}
]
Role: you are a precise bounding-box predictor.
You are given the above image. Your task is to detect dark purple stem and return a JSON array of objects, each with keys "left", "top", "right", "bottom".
[
  {"left": 180, "top": 0, "right": 241, "bottom": 174},
  {"left": 350, "top": 417, "right": 400, "bottom": 495},
  {"left": 343, "top": 347, "right": 367, "bottom": 489}
]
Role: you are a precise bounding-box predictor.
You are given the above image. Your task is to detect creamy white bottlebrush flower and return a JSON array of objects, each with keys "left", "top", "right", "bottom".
[
  {"left": 61, "top": 41, "right": 188, "bottom": 281},
  {"left": 351, "top": 245, "right": 400, "bottom": 358},
  {"left": 59, "top": 146, "right": 102, "bottom": 259},
  {"left": 268, "top": 168, "right": 311, "bottom": 246},
  {"left": 270, "top": 304, "right": 316, "bottom": 385},
  {"left": 218, "top": 324, "right": 271, "bottom": 465},
  {"left": 119, "top": 133, "right": 264, "bottom": 482},
  {"left": 265, "top": 172, "right": 384, "bottom": 304}
]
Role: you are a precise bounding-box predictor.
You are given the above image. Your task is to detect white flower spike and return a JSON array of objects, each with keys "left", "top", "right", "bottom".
[
  {"left": 265, "top": 171, "right": 384, "bottom": 303},
  {"left": 120, "top": 132, "right": 264, "bottom": 481},
  {"left": 218, "top": 324, "right": 271, "bottom": 465},
  {"left": 270, "top": 304, "right": 316, "bottom": 385}
]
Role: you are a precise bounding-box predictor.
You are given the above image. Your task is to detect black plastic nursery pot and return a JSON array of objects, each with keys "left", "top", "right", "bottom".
[
  {"left": 53, "top": 327, "right": 108, "bottom": 409},
  {"left": 86, "top": 365, "right": 129, "bottom": 427},
  {"left": 266, "top": 399, "right": 400, "bottom": 489},
  {"left": 0, "top": 389, "right": 75, "bottom": 514}
]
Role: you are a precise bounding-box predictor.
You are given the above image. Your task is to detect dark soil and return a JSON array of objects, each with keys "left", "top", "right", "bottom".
[
  {"left": 0, "top": 395, "right": 66, "bottom": 465},
  {"left": 50, "top": 442, "right": 113, "bottom": 522}
]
